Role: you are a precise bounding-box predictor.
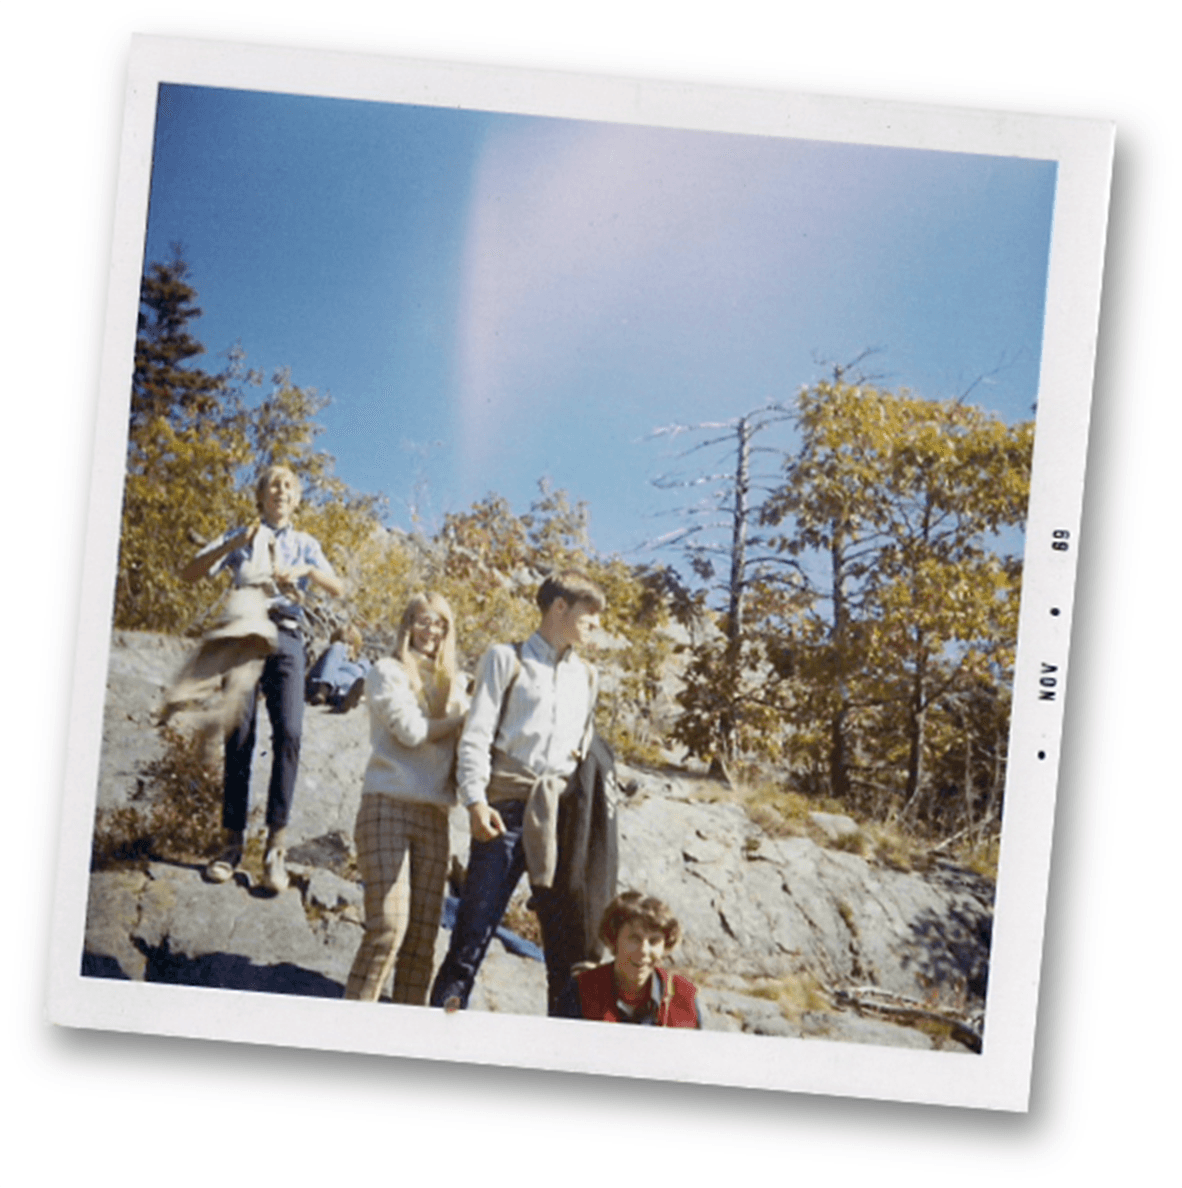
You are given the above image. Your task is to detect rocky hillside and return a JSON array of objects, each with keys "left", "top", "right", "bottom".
[{"left": 84, "top": 631, "right": 993, "bottom": 1051}]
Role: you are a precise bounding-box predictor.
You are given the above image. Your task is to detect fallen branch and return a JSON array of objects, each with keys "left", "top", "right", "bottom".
[
  {"left": 829, "top": 986, "right": 983, "bottom": 1053},
  {"left": 930, "top": 812, "right": 998, "bottom": 854}
]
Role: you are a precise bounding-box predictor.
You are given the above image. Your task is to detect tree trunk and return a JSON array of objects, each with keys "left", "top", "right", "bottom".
[
  {"left": 903, "top": 635, "right": 927, "bottom": 821},
  {"left": 961, "top": 714, "right": 974, "bottom": 837},
  {"left": 979, "top": 725, "right": 1005, "bottom": 847},
  {"left": 828, "top": 532, "right": 852, "bottom": 802},
  {"left": 719, "top": 416, "right": 752, "bottom": 763},
  {"left": 829, "top": 706, "right": 851, "bottom": 801},
  {"left": 726, "top": 415, "right": 751, "bottom": 649}
]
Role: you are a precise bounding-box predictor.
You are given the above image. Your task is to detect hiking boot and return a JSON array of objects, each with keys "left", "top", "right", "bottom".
[
  {"left": 335, "top": 676, "right": 365, "bottom": 713},
  {"left": 262, "top": 846, "right": 289, "bottom": 894},
  {"left": 204, "top": 847, "right": 241, "bottom": 884}
]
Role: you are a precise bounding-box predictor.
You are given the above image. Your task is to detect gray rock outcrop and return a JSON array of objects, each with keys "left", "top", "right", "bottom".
[
  {"left": 83, "top": 631, "right": 991, "bottom": 1052},
  {"left": 618, "top": 779, "right": 991, "bottom": 1000}
]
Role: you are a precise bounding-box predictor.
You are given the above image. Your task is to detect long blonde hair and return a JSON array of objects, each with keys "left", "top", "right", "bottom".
[{"left": 393, "top": 592, "right": 456, "bottom": 717}]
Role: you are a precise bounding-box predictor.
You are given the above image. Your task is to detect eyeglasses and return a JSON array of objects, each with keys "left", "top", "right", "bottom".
[{"left": 412, "top": 616, "right": 447, "bottom": 633}]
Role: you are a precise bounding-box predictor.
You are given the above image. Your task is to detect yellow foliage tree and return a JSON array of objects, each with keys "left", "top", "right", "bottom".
[{"left": 760, "top": 381, "right": 1032, "bottom": 829}]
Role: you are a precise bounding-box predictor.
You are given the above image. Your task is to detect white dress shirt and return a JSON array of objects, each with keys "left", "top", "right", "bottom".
[{"left": 456, "top": 632, "right": 596, "bottom": 808}]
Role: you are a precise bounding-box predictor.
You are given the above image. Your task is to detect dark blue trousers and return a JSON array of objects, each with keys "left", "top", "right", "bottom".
[
  {"left": 429, "top": 797, "right": 583, "bottom": 1016},
  {"left": 222, "top": 627, "right": 305, "bottom": 833}
]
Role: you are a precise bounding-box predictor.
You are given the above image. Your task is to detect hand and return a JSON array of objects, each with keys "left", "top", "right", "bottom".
[
  {"left": 469, "top": 802, "right": 506, "bottom": 842},
  {"left": 233, "top": 520, "right": 262, "bottom": 550},
  {"left": 426, "top": 712, "right": 467, "bottom": 743},
  {"left": 273, "top": 565, "right": 307, "bottom": 595}
]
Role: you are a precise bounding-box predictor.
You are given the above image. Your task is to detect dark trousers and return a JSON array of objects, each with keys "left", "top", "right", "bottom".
[
  {"left": 429, "top": 797, "right": 584, "bottom": 1016},
  {"left": 222, "top": 627, "right": 305, "bottom": 834}
]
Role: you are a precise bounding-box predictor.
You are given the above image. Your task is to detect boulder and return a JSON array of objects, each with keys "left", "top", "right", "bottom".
[{"left": 808, "top": 811, "right": 862, "bottom": 845}]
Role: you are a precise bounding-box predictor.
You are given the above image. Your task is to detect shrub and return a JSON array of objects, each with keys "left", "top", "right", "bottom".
[
  {"left": 91, "top": 805, "right": 154, "bottom": 868},
  {"left": 731, "top": 775, "right": 813, "bottom": 839},
  {"left": 90, "top": 726, "right": 224, "bottom": 869}
]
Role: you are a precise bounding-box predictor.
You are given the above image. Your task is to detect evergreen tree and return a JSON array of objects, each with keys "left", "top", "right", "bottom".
[{"left": 116, "top": 251, "right": 252, "bottom": 631}]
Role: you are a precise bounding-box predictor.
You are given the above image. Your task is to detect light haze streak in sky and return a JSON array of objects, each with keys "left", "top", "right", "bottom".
[{"left": 142, "top": 85, "right": 1056, "bottom": 556}]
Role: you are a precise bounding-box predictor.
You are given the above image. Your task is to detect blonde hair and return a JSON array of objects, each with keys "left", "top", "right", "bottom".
[
  {"left": 393, "top": 593, "right": 457, "bottom": 717},
  {"left": 331, "top": 623, "right": 364, "bottom": 661}
]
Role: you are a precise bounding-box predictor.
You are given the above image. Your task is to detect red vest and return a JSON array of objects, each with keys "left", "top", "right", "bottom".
[{"left": 574, "top": 962, "right": 700, "bottom": 1028}]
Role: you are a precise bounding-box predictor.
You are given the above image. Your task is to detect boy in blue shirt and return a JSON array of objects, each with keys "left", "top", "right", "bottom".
[{"left": 181, "top": 465, "right": 343, "bottom": 892}]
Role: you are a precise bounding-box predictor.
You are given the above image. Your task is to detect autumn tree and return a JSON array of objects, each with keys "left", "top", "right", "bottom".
[
  {"left": 761, "top": 381, "right": 1032, "bottom": 827},
  {"left": 249, "top": 367, "right": 390, "bottom": 638},
  {"left": 416, "top": 481, "right": 676, "bottom": 762}
]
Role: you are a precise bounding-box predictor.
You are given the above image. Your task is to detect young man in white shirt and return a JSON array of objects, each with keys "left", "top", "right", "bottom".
[{"left": 429, "top": 570, "right": 606, "bottom": 1015}]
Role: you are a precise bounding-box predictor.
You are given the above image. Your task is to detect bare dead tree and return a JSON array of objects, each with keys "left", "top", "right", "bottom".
[{"left": 643, "top": 402, "right": 801, "bottom": 772}]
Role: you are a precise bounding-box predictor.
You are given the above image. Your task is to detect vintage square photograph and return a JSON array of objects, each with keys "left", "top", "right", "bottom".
[{"left": 48, "top": 35, "right": 1112, "bottom": 1110}]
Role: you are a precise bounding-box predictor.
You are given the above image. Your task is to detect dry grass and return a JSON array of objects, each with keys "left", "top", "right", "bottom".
[
  {"left": 239, "top": 830, "right": 269, "bottom": 882},
  {"left": 732, "top": 777, "right": 813, "bottom": 839},
  {"left": 949, "top": 834, "right": 1001, "bottom": 881},
  {"left": 500, "top": 898, "right": 544, "bottom": 948},
  {"left": 861, "top": 822, "right": 920, "bottom": 872},
  {"left": 835, "top": 899, "right": 858, "bottom": 935},
  {"left": 602, "top": 723, "right": 668, "bottom": 768},
  {"left": 743, "top": 972, "right": 832, "bottom": 1023},
  {"left": 726, "top": 771, "right": 1000, "bottom": 880}
]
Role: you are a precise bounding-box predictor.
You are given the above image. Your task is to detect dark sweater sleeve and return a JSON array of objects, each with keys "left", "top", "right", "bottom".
[{"left": 554, "top": 977, "right": 585, "bottom": 1020}]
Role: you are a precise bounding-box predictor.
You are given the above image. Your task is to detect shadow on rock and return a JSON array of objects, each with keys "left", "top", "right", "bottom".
[
  {"left": 131, "top": 936, "right": 346, "bottom": 998},
  {"left": 287, "top": 831, "right": 356, "bottom": 877},
  {"left": 81, "top": 952, "right": 130, "bottom": 980},
  {"left": 905, "top": 904, "right": 992, "bottom": 1000}
]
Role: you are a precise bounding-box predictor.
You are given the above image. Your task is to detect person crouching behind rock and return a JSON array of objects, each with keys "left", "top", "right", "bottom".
[
  {"left": 306, "top": 624, "right": 371, "bottom": 711},
  {"left": 344, "top": 593, "right": 469, "bottom": 1004},
  {"left": 555, "top": 891, "right": 703, "bottom": 1027}
]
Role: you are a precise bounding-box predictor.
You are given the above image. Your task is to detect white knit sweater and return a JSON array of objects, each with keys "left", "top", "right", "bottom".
[{"left": 360, "top": 657, "right": 468, "bottom": 807}]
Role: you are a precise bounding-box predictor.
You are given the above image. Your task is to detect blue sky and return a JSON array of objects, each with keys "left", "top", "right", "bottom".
[{"left": 143, "top": 83, "right": 1056, "bottom": 559}]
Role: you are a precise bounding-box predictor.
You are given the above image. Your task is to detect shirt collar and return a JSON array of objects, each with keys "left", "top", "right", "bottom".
[
  {"left": 525, "top": 630, "right": 583, "bottom": 666},
  {"left": 614, "top": 971, "right": 662, "bottom": 1023},
  {"left": 525, "top": 631, "right": 570, "bottom": 665}
]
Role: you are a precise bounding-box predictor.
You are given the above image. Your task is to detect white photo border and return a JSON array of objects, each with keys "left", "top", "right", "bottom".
[{"left": 47, "top": 34, "right": 1114, "bottom": 1112}]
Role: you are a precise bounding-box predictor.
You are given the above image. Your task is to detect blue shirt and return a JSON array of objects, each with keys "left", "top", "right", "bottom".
[{"left": 200, "top": 521, "right": 335, "bottom": 626}]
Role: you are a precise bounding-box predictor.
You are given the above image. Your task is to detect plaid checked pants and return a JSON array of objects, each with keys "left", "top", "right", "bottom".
[{"left": 345, "top": 795, "right": 450, "bottom": 1004}]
